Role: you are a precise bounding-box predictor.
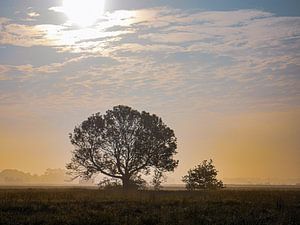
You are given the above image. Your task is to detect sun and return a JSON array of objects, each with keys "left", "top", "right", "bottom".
[{"left": 61, "top": 0, "right": 105, "bottom": 27}]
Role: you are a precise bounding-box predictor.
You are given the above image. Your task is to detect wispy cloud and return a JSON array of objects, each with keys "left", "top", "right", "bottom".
[{"left": 0, "top": 7, "right": 299, "bottom": 114}]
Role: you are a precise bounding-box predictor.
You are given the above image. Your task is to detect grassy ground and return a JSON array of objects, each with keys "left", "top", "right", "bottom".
[{"left": 0, "top": 188, "right": 299, "bottom": 225}]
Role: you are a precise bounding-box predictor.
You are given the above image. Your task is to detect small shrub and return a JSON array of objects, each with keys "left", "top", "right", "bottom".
[{"left": 182, "top": 159, "right": 223, "bottom": 190}]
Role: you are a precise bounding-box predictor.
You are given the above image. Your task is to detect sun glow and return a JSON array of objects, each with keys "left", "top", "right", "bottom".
[{"left": 61, "top": 0, "right": 105, "bottom": 27}]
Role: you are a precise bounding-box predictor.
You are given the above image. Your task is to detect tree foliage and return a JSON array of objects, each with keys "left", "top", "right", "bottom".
[
  {"left": 67, "top": 105, "right": 178, "bottom": 190},
  {"left": 182, "top": 159, "right": 223, "bottom": 190}
]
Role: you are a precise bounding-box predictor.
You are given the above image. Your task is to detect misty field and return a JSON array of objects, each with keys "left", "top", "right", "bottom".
[{"left": 0, "top": 188, "right": 299, "bottom": 225}]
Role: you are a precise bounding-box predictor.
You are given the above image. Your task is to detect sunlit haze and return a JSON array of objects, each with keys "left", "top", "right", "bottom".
[{"left": 57, "top": 0, "right": 106, "bottom": 26}]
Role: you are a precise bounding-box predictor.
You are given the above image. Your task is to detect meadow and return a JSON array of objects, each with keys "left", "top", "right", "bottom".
[{"left": 0, "top": 188, "right": 299, "bottom": 225}]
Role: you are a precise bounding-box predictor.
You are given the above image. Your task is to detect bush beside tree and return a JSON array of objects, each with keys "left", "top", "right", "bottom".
[{"left": 182, "top": 159, "right": 223, "bottom": 190}]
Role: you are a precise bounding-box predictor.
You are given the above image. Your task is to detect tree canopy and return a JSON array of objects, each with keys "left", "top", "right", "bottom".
[
  {"left": 182, "top": 159, "right": 223, "bottom": 190},
  {"left": 67, "top": 105, "right": 178, "bottom": 189}
]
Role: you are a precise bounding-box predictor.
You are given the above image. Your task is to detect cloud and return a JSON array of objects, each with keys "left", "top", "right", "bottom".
[
  {"left": 0, "top": 7, "right": 299, "bottom": 115},
  {"left": 0, "top": 55, "right": 109, "bottom": 81},
  {"left": 0, "top": 23, "right": 52, "bottom": 47},
  {"left": 0, "top": 65, "right": 9, "bottom": 74},
  {"left": 0, "top": 17, "right": 10, "bottom": 24},
  {"left": 28, "top": 12, "right": 40, "bottom": 18},
  {"left": 0, "top": 17, "right": 8, "bottom": 32},
  {"left": 25, "top": 11, "right": 40, "bottom": 22}
]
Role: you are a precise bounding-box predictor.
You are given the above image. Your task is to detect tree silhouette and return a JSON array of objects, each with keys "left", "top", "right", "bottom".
[
  {"left": 67, "top": 105, "right": 178, "bottom": 190},
  {"left": 182, "top": 159, "right": 223, "bottom": 190}
]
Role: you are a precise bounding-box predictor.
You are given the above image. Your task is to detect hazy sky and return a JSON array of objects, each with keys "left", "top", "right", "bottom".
[{"left": 0, "top": 0, "right": 299, "bottom": 184}]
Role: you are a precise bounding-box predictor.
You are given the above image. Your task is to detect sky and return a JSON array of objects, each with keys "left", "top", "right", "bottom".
[{"left": 0, "top": 0, "right": 299, "bottom": 184}]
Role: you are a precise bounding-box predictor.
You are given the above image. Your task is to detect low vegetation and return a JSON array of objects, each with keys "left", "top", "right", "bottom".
[
  {"left": 182, "top": 159, "right": 223, "bottom": 190},
  {"left": 0, "top": 188, "right": 299, "bottom": 225}
]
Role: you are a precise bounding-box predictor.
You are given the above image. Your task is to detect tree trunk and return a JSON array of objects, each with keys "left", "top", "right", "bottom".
[
  {"left": 122, "top": 178, "right": 130, "bottom": 190},
  {"left": 122, "top": 176, "right": 136, "bottom": 190}
]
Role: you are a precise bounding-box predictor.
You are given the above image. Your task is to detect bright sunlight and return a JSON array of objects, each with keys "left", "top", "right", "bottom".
[{"left": 61, "top": 0, "right": 105, "bottom": 26}]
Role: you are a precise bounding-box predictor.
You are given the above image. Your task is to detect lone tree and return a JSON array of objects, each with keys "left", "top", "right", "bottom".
[
  {"left": 182, "top": 159, "right": 223, "bottom": 190},
  {"left": 67, "top": 105, "right": 178, "bottom": 190}
]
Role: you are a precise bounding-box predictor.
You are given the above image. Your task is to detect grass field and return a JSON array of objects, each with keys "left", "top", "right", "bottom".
[{"left": 0, "top": 188, "right": 299, "bottom": 225}]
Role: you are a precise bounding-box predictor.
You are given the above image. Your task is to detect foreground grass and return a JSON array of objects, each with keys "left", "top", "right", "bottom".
[{"left": 0, "top": 188, "right": 299, "bottom": 225}]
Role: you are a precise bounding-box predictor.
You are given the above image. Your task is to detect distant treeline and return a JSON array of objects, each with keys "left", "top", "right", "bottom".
[{"left": 0, "top": 169, "right": 68, "bottom": 185}]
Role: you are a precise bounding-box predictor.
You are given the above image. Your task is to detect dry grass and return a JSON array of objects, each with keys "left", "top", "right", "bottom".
[{"left": 0, "top": 188, "right": 299, "bottom": 225}]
